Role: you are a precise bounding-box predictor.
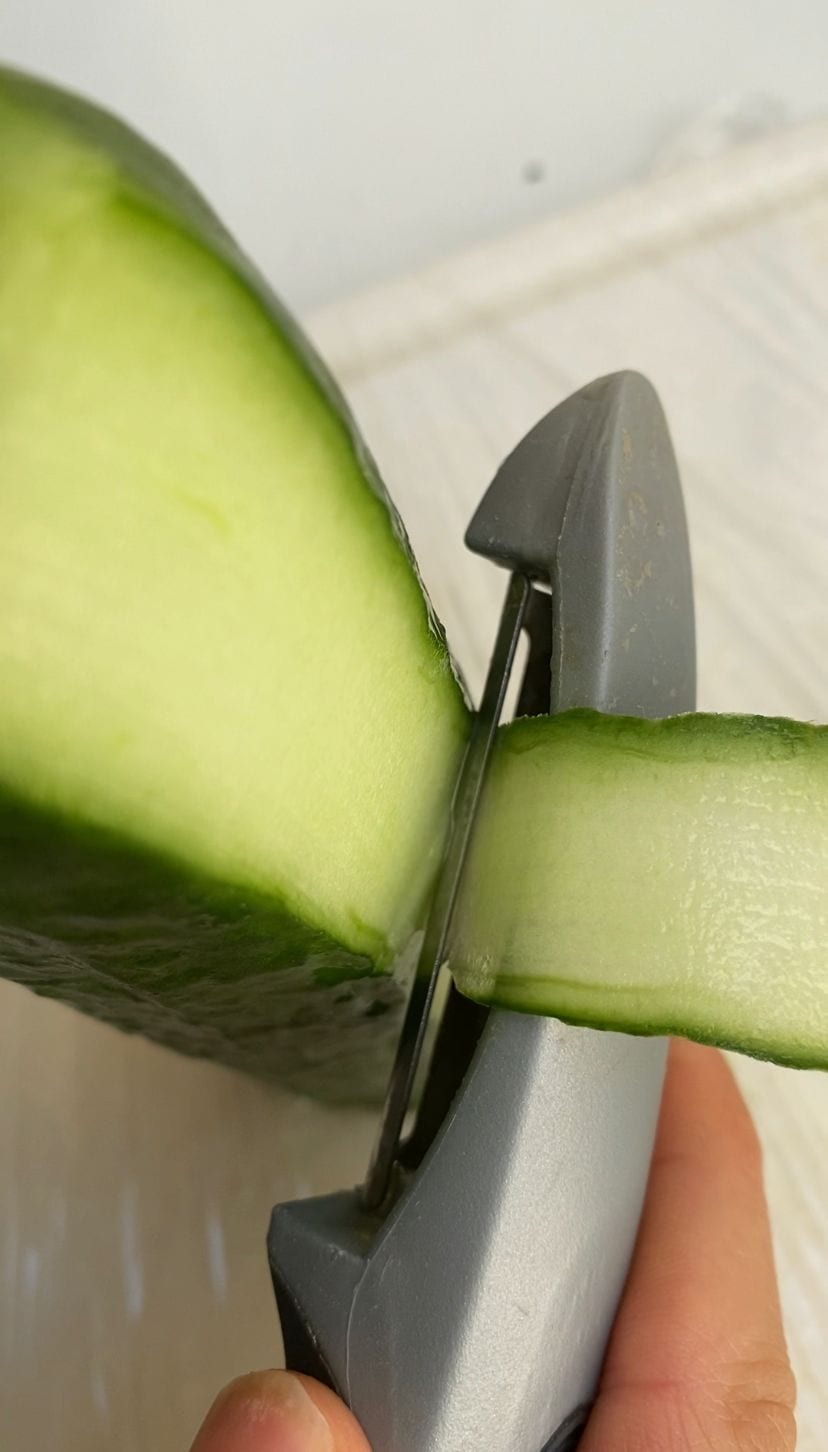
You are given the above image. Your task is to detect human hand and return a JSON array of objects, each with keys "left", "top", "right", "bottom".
[{"left": 190, "top": 1040, "right": 796, "bottom": 1451}]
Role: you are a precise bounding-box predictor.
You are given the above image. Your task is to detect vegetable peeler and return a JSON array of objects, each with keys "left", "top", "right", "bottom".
[{"left": 268, "top": 370, "right": 696, "bottom": 1451}]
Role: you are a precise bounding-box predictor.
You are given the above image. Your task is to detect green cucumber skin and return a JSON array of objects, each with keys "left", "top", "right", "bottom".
[
  {"left": 499, "top": 705, "right": 827, "bottom": 758},
  {"left": 0, "top": 785, "right": 404, "bottom": 1100},
  {"left": 466, "top": 981, "right": 825, "bottom": 1072},
  {"left": 450, "top": 709, "right": 828, "bottom": 1073}
]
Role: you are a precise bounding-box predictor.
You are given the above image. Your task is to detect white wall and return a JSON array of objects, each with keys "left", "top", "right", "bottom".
[{"left": 3, "top": 1, "right": 828, "bottom": 309}]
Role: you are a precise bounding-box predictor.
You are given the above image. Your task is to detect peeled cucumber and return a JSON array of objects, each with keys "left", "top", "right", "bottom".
[
  {"left": 450, "top": 711, "right": 828, "bottom": 1069},
  {"left": 1, "top": 69, "right": 825, "bottom": 1092},
  {"left": 0, "top": 68, "right": 466, "bottom": 1097}
]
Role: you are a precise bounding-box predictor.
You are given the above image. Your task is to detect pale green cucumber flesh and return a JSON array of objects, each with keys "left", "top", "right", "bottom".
[
  {"left": 0, "top": 69, "right": 467, "bottom": 1096},
  {"left": 449, "top": 710, "right": 828, "bottom": 1070}
]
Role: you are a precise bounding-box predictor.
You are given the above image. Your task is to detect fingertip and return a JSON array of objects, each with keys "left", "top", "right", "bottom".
[
  {"left": 596, "top": 1037, "right": 792, "bottom": 1432},
  {"left": 297, "top": 1376, "right": 373, "bottom": 1451},
  {"left": 189, "top": 1369, "right": 371, "bottom": 1452},
  {"left": 658, "top": 1038, "right": 763, "bottom": 1178}
]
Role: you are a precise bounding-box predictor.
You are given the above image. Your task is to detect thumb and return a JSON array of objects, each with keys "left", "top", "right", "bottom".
[{"left": 189, "top": 1370, "right": 372, "bottom": 1452}]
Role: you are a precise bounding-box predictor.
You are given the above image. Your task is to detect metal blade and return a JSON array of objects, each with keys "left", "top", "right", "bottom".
[{"left": 362, "top": 572, "right": 531, "bottom": 1212}]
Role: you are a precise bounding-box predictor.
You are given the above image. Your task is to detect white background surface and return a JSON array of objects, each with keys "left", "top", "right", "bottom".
[
  {"left": 1, "top": 12, "right": 827, "bottom": 1450},
  {"left": 2, "top": 0, "right": 828, "bottom": 305}
]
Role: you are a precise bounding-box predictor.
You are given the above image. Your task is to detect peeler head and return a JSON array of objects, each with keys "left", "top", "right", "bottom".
[
  {"left": 467, "top": 369, "right": 695, "bottom": 716},
  {"left": 466, "top": 371, "right": 666, "bottom": 576}
]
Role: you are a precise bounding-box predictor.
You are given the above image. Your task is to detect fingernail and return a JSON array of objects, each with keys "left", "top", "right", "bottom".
[{"left": 194, "top": 1371, "right": 334, "bottom": 1452}]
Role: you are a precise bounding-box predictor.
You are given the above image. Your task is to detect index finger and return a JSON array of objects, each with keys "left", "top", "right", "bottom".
[{"left": 582, "top": 1039, "right": 796, "bottom": 1450}]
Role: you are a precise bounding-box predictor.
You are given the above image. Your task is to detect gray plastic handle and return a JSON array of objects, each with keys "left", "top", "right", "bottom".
[{"left": 269, "top": 372, "right": 696, "bottom": 1451}]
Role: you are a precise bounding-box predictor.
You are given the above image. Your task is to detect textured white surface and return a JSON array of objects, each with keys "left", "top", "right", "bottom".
[
  {"left": 1, "top": 122, "right": 827, "bottom": 1448},
  {"left": 4, "top": 0, "right": 828, "bottom": 305}
]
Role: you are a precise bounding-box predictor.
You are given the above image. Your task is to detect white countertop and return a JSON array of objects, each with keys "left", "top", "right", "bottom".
[{"left": 2, "top": 119, "right": 826, "bottom": 1449}]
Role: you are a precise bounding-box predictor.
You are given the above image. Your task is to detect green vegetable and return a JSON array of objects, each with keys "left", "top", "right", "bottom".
[
  {"left": 0, "top": 68, "right": 466, "bottom": 1097},
  {"left": 449, "top": 710, "right": 828, "bottom": 1069},
  {"left": 1, "top": 70, "right": 825, "bottom": 1092}
]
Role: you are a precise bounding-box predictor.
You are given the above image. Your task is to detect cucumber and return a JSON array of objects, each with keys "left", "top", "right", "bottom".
[
  {"left": 1, "top": 70, "right": 825, "bottom": 1091},
  {"left": 449, "top": 710, "right": 828, "bottom": 1069},
  {"left": 0, "top": 69, "right": 467, "bottom": 1097}
]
